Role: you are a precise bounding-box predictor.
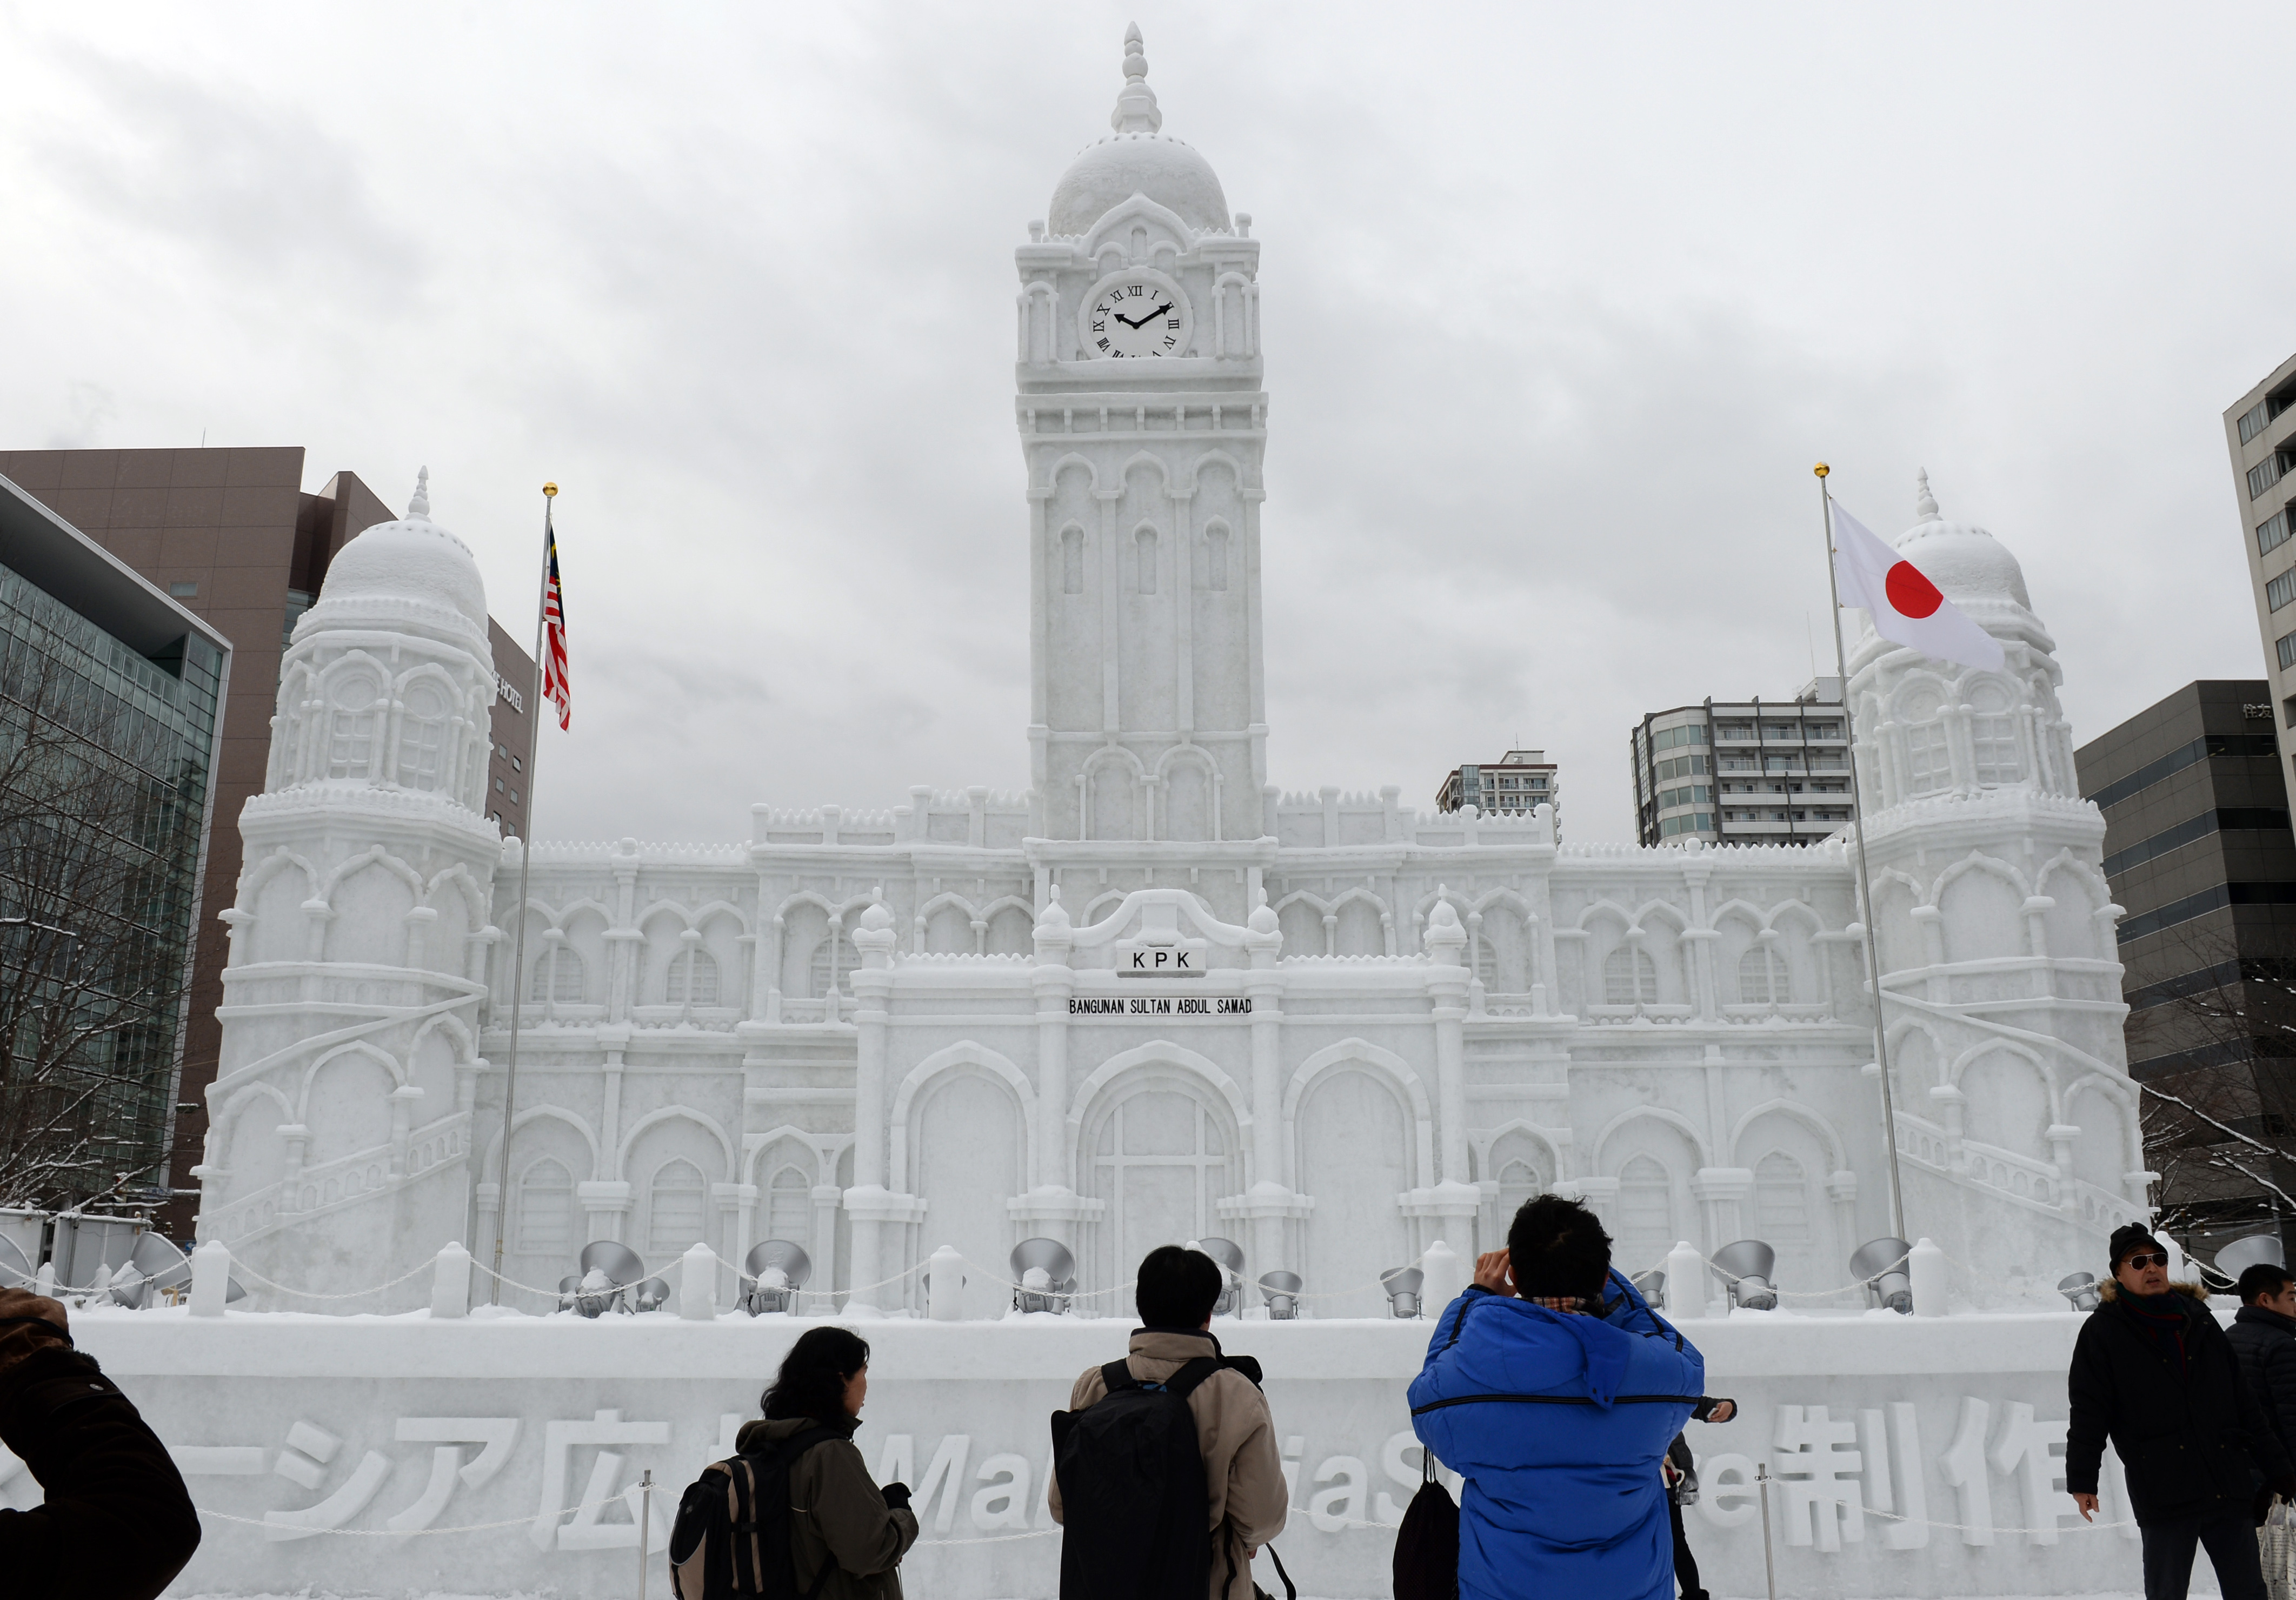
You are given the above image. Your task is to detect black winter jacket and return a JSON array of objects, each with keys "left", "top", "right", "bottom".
[
  {"left": 2066, "top": 1281, "right": 2296, "bottom": 1526},
  {"left": 0, "top": 1330, "right": 200, "bottom": 1598},
  {"left": 2228, "top": 1304, "right": 2296, "bottom": 1463}
]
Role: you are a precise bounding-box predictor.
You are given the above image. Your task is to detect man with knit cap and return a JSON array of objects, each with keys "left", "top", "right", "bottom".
[{"left": 2067, "top": 1223, "right": 2296, "bottom": 1600}]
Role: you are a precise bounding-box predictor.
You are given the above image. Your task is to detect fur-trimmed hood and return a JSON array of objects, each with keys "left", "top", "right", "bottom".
[{"left": 2098, "top": 1278, "right": 2210, "bottom": 1304}]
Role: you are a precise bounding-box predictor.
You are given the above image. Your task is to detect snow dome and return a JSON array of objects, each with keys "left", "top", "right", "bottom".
[
  {"left": 1047, "top": 24, "right": 1230, "bottom": 236},
  {"left": 1894, "top": 468, "right": 2032, "bottom": 610},
  {"left": 308, "top": 467, "right": 490, "bottom": 638}
]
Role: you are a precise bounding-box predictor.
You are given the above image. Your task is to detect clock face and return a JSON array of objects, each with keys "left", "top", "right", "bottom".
[{"left": 1080, "top": 271, "right": 1193, "bottom": 360}]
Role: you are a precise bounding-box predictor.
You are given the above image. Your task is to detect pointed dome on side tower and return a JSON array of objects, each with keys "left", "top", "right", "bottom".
[
  {"left": 307, "top": 466, "right": 491, "bottom": 644},
  {"left": 1047, "top": 24, "right": 1230, "bottom": 237}
]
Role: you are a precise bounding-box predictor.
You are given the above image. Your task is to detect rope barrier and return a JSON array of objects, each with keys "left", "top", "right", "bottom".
[{"left": 227, "top": 1256, "right": 440, "bottom": 1303}]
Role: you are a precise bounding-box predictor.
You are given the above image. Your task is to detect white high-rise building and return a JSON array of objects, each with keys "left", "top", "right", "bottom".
[{"left": 195, "top": 29, "right": 2144, "bottom": 1316}]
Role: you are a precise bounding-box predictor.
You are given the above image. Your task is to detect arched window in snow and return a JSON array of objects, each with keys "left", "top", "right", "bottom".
[
  {"left": 529, "top": 945, "right": 584, "bottom": 1004},
  {"left": 1969, "top": 685, "right": 2023, "bottom": 787},
  {"left": 1738, "top": 944, "right": 1788, "bottom": 1006},
  {"left": 398, "top": 682, "right": 450, "bottom": 792},
  {"left": 766, "top": 1164, "right": 811, "bottom": 1245},
  {"left": 326, "top": 673, "right": 381, "bottom": 780},
  {"left": 515, "top": 1158, "right": 574, "bottom": 1256},
  {"left": 1753, "top": 1151, "right": 1811, "bottom": 1244},
  {"left": 1615, "top": 1155, "right": 1674, "bottom": 1273},
  {"left": 1603, "top": 944, "right": 1658, "bottom": 1006},
  {"left": 1475, "top": 932, "right": 1500, "bottom": 991},
  {"left": 1061, "top": 525, "right": 1084, "bottom": 596},
  {"left": 807, "top": 931, "right": 859, "bottom": 999},
  {"left": 647, "top": 1160, "right": 708, "bottom": 1256},
  {"left": 667, "top": 946, "right": 719, "bottom": 1006}
]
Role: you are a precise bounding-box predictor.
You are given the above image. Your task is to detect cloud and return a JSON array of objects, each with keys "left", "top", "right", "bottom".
[{"left": 0, "top": 2, "right": 2281, "bottom": 846}]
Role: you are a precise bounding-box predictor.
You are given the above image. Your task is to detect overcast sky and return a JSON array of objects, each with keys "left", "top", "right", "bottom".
[{"left": 3, "top": 4, "right": 2288, "bottom": 845}]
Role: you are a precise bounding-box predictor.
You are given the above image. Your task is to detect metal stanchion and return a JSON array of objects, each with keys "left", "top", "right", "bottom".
[
  {"left": 639, "top": 1468, "right": 654, "bottom": 1600},
  {"left": 1756, "top": 1462, "right": 1778, "bottom": 1600}
]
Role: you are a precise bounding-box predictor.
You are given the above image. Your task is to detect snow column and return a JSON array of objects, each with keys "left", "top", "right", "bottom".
[
  {"left": 1243, "top": 894, "right": 1289, "bottom": 1283},
  {"left": 1424, "top": 900, "right": 1471, "bottom": 1183},
  {"left": 844, "top": 900, "right": 900, "bottom": 1312}
]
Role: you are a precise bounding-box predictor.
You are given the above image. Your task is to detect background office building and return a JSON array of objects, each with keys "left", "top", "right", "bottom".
[
  {"left": 1631, "top": 678, "right": 1852, "bottom": 846},
  {"left": 2077, "top": 680, "right": 2296, "bottom": 1249},
  {"left": 2228, "top": 356, "right": 2296, "bottom": 794},
  {"left": 0, "top": 475, "right": 231, "bottom": 1216},
  {"left": 1434, "top": 749, "right": 1559, "bottom": 825},
  {"left": 0, "top": 449, "right": 535, "bottom": 1230}
]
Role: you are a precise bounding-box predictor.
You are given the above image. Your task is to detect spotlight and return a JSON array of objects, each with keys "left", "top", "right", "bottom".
[
  {"left": 1259, "top": 1270, "right": 1302, "bottom": 1320},
  {"left": 1631, "top": 1267, "right": 1666, "bottom": 1304},
  {"left": 1009, "top": 1239, "right": 1077, "bottom": 1314},
  {"left": 1382, "top": 1266, "right": 1425, "bottom": 1319},
  {"left": 633, "top": 1276, "right": 672, "bottom": 1313},
  {"left": 1197, "top": 1237, "right": 1246, "bottom": 1317},
  {"left": 2057, "top": 1271, "right": 2101, "bottom": 1312},
  {"left": 742, "top": 1240, "right": 813, "bottom": 1315},
  {"left": 2214, "top": 1232, "right": 2285, "bottom": 1286},
  {"left": 569, "top": 1242, "right": 643, "bottom": 1317},
  {"left": 1711, "top": 1240, "right": 1779, "bottom": 1311},
  {"left": 1849, "top": 1237, "right": 1914, "bottom": 1315}
]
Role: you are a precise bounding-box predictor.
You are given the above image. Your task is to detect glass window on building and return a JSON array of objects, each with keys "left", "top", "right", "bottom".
[{"left": 0, "top": 569, "right": 223, "bottom": 1212}]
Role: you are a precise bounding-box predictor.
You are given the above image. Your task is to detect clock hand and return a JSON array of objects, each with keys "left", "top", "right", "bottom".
[{"left": 1114, "top": 307, "right": 1153, "bottom": 329}]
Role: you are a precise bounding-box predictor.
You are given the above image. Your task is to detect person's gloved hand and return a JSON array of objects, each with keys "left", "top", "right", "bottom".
[
  {"left": 0, "top": 1288, "right": 68, "bottom": 1376},
  {"left": 881, "top": 1481, "right": 912, "bottom": 1512}
]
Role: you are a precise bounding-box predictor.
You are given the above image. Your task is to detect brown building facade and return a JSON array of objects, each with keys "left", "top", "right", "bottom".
[{"left": 0, "top": 447, "right": 535, "bottom": 1233}]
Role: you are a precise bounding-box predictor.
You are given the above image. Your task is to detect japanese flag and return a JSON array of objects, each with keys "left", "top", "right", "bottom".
[{"left": 1831, "top": 500, "right": 2005, "bottom": 672}]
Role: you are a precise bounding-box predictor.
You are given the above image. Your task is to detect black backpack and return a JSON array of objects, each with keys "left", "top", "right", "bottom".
[
  {"left": 669, "top": 1426, "right": 838, "bottom": 1600},
  {"left": 1054, "top": 1356, "right": 1220, "bottom": 1600},
  {"left": 1391, "top": 1447, "right": 1458, "bottom": 1600}
]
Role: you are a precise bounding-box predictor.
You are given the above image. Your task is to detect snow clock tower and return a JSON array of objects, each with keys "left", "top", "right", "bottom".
[{"left": 1017, "top": 25, "right": 1270, "bottom": 896}]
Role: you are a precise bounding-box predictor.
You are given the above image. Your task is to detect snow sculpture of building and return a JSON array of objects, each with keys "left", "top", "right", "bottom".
[{"left": 193, "top": 30, "right": 2146, "bottom": 1315}]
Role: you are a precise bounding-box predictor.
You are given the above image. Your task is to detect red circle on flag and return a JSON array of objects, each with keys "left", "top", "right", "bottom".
[{"left": 1885, "top": 560, "right": 1944, "bottom": 619}]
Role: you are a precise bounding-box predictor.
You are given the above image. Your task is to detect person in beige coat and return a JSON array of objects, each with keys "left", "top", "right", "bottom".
[
  {"left": 739, "top": 1327, "right": 919, "bottom": 1600},
  {"left": 1049, "top": 1246, "right": 1290, "bottom": 1600}
]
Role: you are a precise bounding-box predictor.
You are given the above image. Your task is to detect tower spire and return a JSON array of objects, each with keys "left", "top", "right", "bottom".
[
  {"left": 409, "top": 465, "right": 431, "bottom": 520},
  {"left": 1111, "top": 22, "right": 1162, "bottom": 134},
  {"left": 1914, "top": 467, "right": 1939, "bottom": 522}
]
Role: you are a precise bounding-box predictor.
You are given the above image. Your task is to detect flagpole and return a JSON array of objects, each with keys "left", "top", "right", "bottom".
[
  {"left": 1815, "top": 463, "right": 1909, "bottom": 1245},
  {"left": 489, "top": 482, "right": 557, "bottom": 1302}
]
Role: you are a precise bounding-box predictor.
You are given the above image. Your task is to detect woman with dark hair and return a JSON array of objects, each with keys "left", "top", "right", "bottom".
[{"left": 734, "top": 1327, "right": 918, "bottom": 1599}]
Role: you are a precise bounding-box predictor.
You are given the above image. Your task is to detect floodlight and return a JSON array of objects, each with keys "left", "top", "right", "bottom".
[
  {"left": 1010, "top": 1239, "right": 1077, "bottom": 1314},
  {"left": 1259, "top": 1270, "right": 1302, "bottom": 1320},
  {"left": 1197, "top": 1237, "right": 1246, "bottom": 1316},
  {"left": 1849, "top": 1237, "right": 1914, "bottom": 1315},
  {"left": 742, "top": 1240, "right": 813, "bottom": 1315},
  {"left": 633, "top": 1276, "right": 673, "bottom": 1313},
  {"left": 2215, "top": 1233, "right": 2285, "bottom": 1285},
  {"left": 557, "top": 1274, "right": 584, "bottom": 1312},
  {"left": 1631, "top": 1268, "right": 1665, "bottom": 1303},
  {"left": 572, "top": 1241, "right": 644, "bottom": 1317},
  {"left": 2058, "top": 1271, "right": 2102, "bottom": 1312},
  {"left": 1381, "top": 1266, "right": 1425, "bottom": 1319},
  {"left": 1712, "top": 1240, "right": 1779, "bottom": 1311}
]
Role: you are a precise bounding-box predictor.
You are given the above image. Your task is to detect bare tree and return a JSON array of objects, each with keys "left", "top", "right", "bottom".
[
  {"left": 2128, "top": 915, "right": 2296, "bottom": 1252},
  {"left": 0, "top": 600, "right": 205, "bottom": 1214}
]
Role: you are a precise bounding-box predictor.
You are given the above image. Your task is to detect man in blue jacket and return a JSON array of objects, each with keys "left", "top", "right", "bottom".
[{"left": 1410, "top": 1196, "right": 1705, "bottom": 1600}]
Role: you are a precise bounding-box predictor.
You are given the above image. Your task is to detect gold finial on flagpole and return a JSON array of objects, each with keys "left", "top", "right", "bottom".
[
  {"left": 1813, "top": 462, "right": 1829, "bottom": 479},
  {"left": 543, "top": 482, "right": 558, "bottom": 498}
]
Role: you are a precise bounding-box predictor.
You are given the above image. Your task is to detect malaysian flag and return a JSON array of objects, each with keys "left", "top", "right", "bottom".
[{"left": 540, "top": 504, "right": 569, "bottom": 730}]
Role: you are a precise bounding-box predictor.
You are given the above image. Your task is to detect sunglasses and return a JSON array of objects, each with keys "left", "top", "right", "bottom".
[{"left": 2121, "top": 1252, "right": 2170, "bottom": 1270}]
